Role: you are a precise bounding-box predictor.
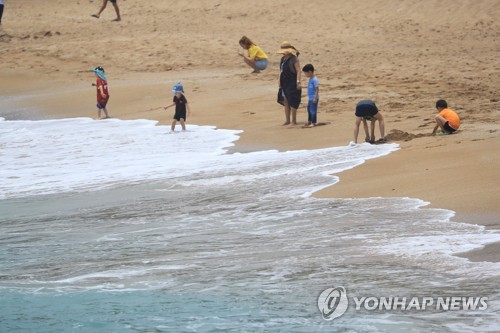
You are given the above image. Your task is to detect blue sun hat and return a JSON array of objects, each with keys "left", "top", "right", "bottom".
[
  {"left": 172, "top": 82, "right": 184, "bottom": 94},
  {"left": 91, "top": 66, "right": 107, "bottom": 81}
]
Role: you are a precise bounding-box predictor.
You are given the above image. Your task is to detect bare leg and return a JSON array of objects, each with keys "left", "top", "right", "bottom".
[
  {"left": 97, "top": 108, "right": 102, "bottom": 119},
  {"left": 171, "top": 120, "right": 177, "bottom": 131},
  {"left": 112, "top": 2, "right": 121, "bottom": 21},
  {"left": 374, "top": 112, "right": 385, "bottom": 139},
  {"left": 362, "top": 119, "right": 370, "bottom": 142},
  {"left": 353, "top": 117, "right": 362, "bottom": 143},
  {"left": 282, "top": 97, "right": 291, "bottom": 125},
  {"left": 243, "top": 57, "right": 258, "bottom": 72},
  {"left": 370, "top": 120, "right": 376, "bottom": 142},
  {"left": 102, "top": 107, "right": 110, "bottom": 119},
  {"left": 93, "top": 0, "right": 108, "bottom": 18},
  {"left": 290, "top": 107, "right": 297, "bottom": 125},
  {"left": 434, "top": 115, "right": 447, "bottom": 132},
  {"left": 180, "top": 119, "right": 186, "bottom": 131}
]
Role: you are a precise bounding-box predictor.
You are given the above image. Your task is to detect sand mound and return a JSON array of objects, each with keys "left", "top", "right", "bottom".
[{"left": 386, "top": 129, "right": 430, "bottom": 142}]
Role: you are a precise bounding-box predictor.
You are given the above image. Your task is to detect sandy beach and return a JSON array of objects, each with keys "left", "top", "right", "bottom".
[{"left": 1, "top": 0, "right": 499, "bottom": 263}]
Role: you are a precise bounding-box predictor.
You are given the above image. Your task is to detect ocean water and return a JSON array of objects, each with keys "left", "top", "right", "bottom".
[{"left": 0, "top": 117, "right": 499, "bottom": 333}]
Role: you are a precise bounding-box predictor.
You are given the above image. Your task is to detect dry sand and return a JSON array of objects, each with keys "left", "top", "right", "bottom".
[{"left": 1, "top": 0, "right": 499, "bottom": 261}]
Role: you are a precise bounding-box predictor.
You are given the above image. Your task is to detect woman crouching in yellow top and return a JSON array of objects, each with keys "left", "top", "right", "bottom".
[{"left": 238, "top": 36, "right": 269, "bottom": 73}]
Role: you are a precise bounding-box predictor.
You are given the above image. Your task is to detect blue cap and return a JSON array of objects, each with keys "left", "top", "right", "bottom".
[{"left": 172, "top": 82, "right": 184, "bottom": 94}]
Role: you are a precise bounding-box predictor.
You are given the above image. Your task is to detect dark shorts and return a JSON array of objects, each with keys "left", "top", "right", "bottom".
[
  {"left": 174, "top": 110, "right": 186, "bottom": 121},
  {"left": 443, "top": 121, "right": 456, "bottom": 133},
  {"left": 355, "top": 100, "right": 379, "bottom": 118},
  {"left": 110, "top": 0, "right": 117, "bottom": 3},
  {"left": 97, "top": 99, "right": 108, "bottom": 109}
]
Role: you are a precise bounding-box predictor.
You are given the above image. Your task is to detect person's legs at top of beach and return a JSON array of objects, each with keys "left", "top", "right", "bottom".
[
  {"left": 180, "top": 118, "right": 186, "bottom": 131},
  {"left": 0, "top": 3, "right": 4, "bottom": 25},
  {"left": 92, "top": 0, "right": 108, "bottom": 18},
  {"left": 110, "top": 0, "right": 121, "bottom": 21},
  {"left": 171, "top": 120, "right": 178, "bottom": 132}
]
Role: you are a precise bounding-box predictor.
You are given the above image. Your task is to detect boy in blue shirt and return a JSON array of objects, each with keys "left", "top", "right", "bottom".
[{"left": 302, "top": 64, "right": 319, "bottom": 127}]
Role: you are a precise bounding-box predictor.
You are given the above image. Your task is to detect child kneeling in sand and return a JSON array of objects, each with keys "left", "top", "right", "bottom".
[
  {"left": 164, "top": 82, "right": 191, "bottom": 131},
  {"left": 91, "top": 66, "right": 110, "bottom": 119},
  {"left": 431, "top": 99, "right": 461, "bottom": 135}
]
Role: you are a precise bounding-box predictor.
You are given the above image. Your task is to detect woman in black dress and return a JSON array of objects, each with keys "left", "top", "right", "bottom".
[{"left": 276, "top": 41, "right": 302, "bottom": 125}]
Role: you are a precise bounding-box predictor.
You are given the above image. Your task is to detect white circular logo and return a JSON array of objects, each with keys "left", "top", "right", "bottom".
[{"left": 318, "top": 286, "right": 349, "bottom": 321}]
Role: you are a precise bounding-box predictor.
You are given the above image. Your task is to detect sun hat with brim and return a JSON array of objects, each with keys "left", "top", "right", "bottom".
[
  {"left": 280, "top": 41, "right": 292, "bottom": 48},
  {"left": 172, "top": 82, "right": 184, "bottom": 94},
  {"left": 91, "top": 66, "right": 107, "bottom": 81},
  {"left": 276, "top": 48, "right": 297, "bottom": 56}
]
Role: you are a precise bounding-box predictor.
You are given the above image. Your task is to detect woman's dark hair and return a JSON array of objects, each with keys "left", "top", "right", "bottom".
[
  {"left": 436, "top": 99, "right": 448, "bottom": 109},
  {"left": 239, "top": 36, "right": 254, "bottom": 48}
]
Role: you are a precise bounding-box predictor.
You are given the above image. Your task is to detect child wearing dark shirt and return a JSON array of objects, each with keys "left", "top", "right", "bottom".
[{"left": 164, "top": 82, "right": 191, "bottom": 131}]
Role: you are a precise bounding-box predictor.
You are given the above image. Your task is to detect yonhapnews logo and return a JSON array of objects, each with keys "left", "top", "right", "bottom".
[
  {"left": 318, "top": 286, "right": 488, "bottom": 321},
  {"left": 317, "top": 287, "right": 349, "bottom": 320}
]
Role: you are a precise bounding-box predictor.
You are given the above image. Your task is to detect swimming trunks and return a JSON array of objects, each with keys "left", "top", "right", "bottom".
[
  {"left": 443, "top": 121, "right": 456, "bottom": 133},
  {"left": 355, "top": 100, "right": 379, "bottom": 118}
]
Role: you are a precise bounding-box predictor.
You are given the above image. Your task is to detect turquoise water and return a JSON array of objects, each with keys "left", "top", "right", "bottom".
[{"left": 0, "top": 118, "right": 499, "bottom": 332}]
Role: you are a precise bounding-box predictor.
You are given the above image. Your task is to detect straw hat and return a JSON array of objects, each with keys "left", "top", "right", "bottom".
[
  {"left": 276, "top": 41, "right": 297, "bottom": 56},
  {"left": 276, "top": 48, "right": 297, "bottom": 56},
  {"left": 280, "top": 41, "right": 292, "bottom": 49}
]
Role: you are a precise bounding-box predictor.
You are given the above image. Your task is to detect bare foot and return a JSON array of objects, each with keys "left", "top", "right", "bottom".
[
  {"left": 91, "top": 14, "right": 99, "bottom": 18},
  {"left": 112, "top": 18, "right": 121, "bottom": 22},
  {"left": 282, "top": 122, "right": 290, "bottom": 126}
]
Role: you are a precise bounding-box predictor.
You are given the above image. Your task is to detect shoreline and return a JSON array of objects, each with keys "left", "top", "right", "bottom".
[
  {"left": 1, "top": 0, "right": 499, "bottom": 264},
  {"left": 1, "top": 69, "right": 498, "bottom": 263}
]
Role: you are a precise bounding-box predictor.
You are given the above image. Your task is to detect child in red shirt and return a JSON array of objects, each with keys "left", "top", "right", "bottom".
[{"left": 91, "top": 66, "right": 110, "bottom": 119}]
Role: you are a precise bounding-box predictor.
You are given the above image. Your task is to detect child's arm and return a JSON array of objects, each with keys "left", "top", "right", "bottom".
[
  {"left": 98, "top": 85, "right": 107, "bottom": 99},
  {"left": 313, "top": 86, "right": 319, "bottom": 103},
  {"left": 164, "top": 103, "right": 175, "bottom": 110},
  {"left": 431, "top": 124, "right": 439, "bottom": 135},
  {"left": 186, "top": 102, "right": 192, "bottom": 116}
]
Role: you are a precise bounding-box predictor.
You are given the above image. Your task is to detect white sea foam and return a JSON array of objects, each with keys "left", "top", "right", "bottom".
[
  {"left": 0, "top": 118, "right": 241, "bottom": 198},
  {"left": 0, "top": 117, "right": 394, "bottom": 199}
]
